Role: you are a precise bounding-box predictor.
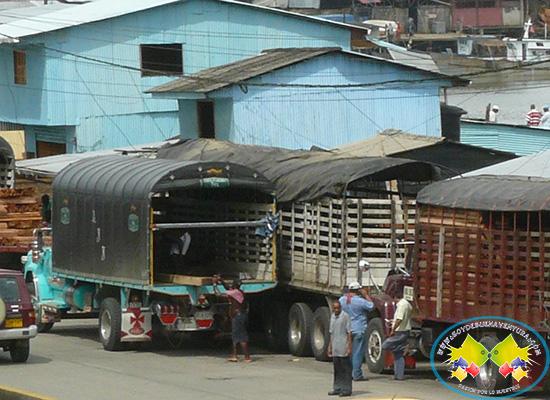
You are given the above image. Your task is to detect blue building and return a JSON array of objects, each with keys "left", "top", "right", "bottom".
[
  {"left": 0, "top": 0, "right": 367, "bottom": 157},
  {"left": 149, "top": 47, "right": 466, "bottom": 149},
  {"left": 461, "top": 119, "right": 550, "bottom": 156}
]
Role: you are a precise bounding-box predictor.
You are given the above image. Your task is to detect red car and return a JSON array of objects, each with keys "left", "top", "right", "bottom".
[{"left": 0, "top": 269, "right": 37, "bottom": 362}]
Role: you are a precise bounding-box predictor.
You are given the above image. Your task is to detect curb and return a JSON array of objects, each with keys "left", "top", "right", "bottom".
[{"left": 0, "top": 385, "right": 55, "bottom": 400}]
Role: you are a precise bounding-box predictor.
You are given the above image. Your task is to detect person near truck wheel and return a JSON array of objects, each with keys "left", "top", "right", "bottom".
[
  {"left": 339, "top": 281, "right": 374, "bottom": 381},
  {"left": 212, "top": 275, "right": 251, "bottom": 363},
  {"left": 382, "top": 289, "right": 413, "bottom": 381},
  {"left": 328, "top": 300, "right": 353, "bottom": 397}
]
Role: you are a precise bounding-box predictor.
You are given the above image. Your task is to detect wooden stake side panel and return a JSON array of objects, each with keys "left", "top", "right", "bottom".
[
  {"left": 154, "top": 197, "right": 274, "bottom": 281},
  {"left": 0, "top": 187, "right": 41, "bottom": 251},
  {"left": 280, "top": 197, "right": 416, "bottom": 292},
  {"left": 414, "top": 206, "right": 550, "bottom": 331}
]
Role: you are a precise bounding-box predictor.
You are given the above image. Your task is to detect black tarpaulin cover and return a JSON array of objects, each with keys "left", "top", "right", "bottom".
[
  {"left": 158, "top": 139, "right": 439, "bottom": 203},
  {"left": 417, "top": 175, "right": 550, "bottom": 211}
]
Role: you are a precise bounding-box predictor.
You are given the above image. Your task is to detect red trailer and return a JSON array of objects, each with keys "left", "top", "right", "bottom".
[{"left": 365, "top": 175, "right": 550, "bottom": 393}]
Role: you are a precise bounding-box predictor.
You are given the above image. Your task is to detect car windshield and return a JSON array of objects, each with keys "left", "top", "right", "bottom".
[{"left": 0, "top": 277, "right": 21, "bottom": 303}]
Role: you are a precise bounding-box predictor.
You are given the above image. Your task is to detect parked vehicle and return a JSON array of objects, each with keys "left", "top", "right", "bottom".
[
  {"left": 24, "top": 155, "right": 277, "bottom": 350},
  {"left": 157, "top": 139, "right": 439, "bottom": 363},
  {"left": 0, "top": 268, "right": 37, "bottom": 362},
  {"left": 363, "top": 175, "right": 550, "bottom": 389}
]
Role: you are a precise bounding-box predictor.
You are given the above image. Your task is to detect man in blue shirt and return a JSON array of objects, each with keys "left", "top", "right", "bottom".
[{"left": 339, "top": 281, "right": 374, "bottom": 381}]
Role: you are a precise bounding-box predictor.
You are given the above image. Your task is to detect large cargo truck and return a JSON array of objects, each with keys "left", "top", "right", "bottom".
[
  {"left": 158, "top": 139, "right": 439, "bottom": 362},
  {"left": 24, "top": 155, "right": 278, "bottom": 349},
  {"left": 362, "top": 175, "right": 550, "bottom": 390}
]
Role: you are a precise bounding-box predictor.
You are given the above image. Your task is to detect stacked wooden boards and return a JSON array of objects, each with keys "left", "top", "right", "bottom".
[{"left": 0, "top": 187, "right": 42, "bottom": 252}]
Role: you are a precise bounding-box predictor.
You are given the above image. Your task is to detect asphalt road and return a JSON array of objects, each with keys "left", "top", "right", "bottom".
[{"left": 0, "top": 320, "right": 546, "bottom": 400}]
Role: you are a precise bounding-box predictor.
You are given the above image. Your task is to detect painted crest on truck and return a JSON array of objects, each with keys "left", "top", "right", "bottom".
[{"left": 431, "top": 316, "right": 549, "bottom": 399}]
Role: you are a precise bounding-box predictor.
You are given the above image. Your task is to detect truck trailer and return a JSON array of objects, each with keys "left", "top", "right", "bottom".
[
  {"left": 24, "top": 155, "right": 278, "bottom": 349},
  {"left": 362, "top": 174, "right": 550, "bottom": 390}
]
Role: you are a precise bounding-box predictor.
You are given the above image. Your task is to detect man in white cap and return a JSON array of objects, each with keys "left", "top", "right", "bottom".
[
  {"left": 488, "top": 104, "right": 499, "bottom": 122},
  {"left": 339, "top": 281, "right": 374, "bottom": 381}
]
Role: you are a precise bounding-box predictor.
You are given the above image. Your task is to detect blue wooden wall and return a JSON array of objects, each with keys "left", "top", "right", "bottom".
[
  {"left": 178, "top": 53, "right": 449, "bottom": 149},
  {"left": 461, "top": 120, "right": 550, "bottom": 156},
  {"left": 0, "top": 0, "right": 352, "bottom": 151}
]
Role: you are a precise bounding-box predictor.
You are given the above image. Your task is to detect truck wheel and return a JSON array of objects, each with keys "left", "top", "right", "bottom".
[
  {"left": 365, "top": 317, "right": 385, "bottom": 373},
  {"left": 475, "top": 336, "right": 500, "bottom": 392},
  {"left": 10, "top": 340, "right": 30, "bottom": 363},
  {"left": 311, "top": 306, "right": 331, "bottom": 362},
  {"left": 99, "top": 298, "right": 122, "bottom": 351},
  {"left": 263, "top": 302, "right": 289, "bottom": 352},
  {"left": 0, "top": 298, "right": 5, "bottom": 326},
  {"left": 288, "top": 303, "right": 313, "bottom": 357}
]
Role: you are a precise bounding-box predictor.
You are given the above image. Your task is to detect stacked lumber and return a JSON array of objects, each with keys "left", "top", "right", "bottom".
[{"left": 0, "top": 187, "right": 42, "bottom": 252}]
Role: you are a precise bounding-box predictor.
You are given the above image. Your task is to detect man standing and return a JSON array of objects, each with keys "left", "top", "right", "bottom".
[
  {"left": 328, "top": 301, "right": 352, "bottom": 397},
  {"left": 339, "top": 282, "right": 374, "bottom": 381},
  {"left": 526, "top": 104, "right": 542, "bottom": 127},
  {"left": 382, "top": 288, "right": 413, "bottom": 380},
  {"left": 540, "top": 105, "right": 550, "bottom": 128}
]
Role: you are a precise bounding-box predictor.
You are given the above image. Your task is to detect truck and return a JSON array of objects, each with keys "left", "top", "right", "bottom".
[
  {"left": 157, "top": 139, "right": 439, "bottom": 363},
  {"left": 24, "top": 155, "right": 278, "bottom": 349},
  {"left": 362, "top": 175, "right": 550, "bottom": 390}
]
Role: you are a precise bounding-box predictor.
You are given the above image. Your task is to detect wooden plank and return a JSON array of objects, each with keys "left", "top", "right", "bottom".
[{"left": 436, "top": 227, "right": 445, "bottom": 319}]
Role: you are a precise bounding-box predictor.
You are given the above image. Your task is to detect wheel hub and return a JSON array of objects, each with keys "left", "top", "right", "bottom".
[
  {"left": 368, "top": 331, "right": 382, "bottom": 362},
  {"left": 100, "top": 309, "right": 112, "bottom": 341}
]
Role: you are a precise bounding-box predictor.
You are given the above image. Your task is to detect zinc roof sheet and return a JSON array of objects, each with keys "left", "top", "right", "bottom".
[
  {"left": 0, "top": 0, "right": 369, "bottom": 43},
  {"left": 149, "top": 48, "right": 468, "bottom": 94}
]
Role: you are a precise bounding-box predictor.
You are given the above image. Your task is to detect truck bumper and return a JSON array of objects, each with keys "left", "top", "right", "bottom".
[{"left": 0, "top": 325, "right": 38, "bottom": 341}]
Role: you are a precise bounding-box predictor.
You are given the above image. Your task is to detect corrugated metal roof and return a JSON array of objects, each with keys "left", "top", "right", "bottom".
[
  {"left": 368, "top": 38, "right": 441, "bottom": 73},
  {"left": 149, "top": 47, "right": 338, "bottom": 94},
  {"left": 0, "top": 0, "right": 369, "bottom": 43},
  {"left": 464, "top": 149, "right": 550, "bottom": 178},
  {"left": 336, "top": 130, "right": 445, "bottom": 157},
  {"left": 149, "top": 48, "right": 468, "bottom": 94},
  {"left": 16, "top": 140, "right": 177, "bottom": 177},
  {"left": 0, "top": 0, "right": 178, "bottom": 42}
]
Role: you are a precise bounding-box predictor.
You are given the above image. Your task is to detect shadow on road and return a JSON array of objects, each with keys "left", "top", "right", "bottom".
[{"left": 0, "top": 353, "right": 51, "bottom": 365}]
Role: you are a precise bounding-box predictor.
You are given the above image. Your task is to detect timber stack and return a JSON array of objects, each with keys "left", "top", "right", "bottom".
[{"left": 0, "top": 187, "right": 42, "bottom": 252}]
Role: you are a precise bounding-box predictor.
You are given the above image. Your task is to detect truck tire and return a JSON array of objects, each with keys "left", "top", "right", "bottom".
[
  {"left": 311, "top": 306, "right": 331, "bottom": 362},
  {"left": 288, "top": 303, "right": 313, "bottom": 357},
  {"left": 10, "top": 340, "right": 30, "bottom": 363},
  {"left": 99, "top": 298, "right": 122, "bottom": 351},
  {"left": 0, "top": 298, "right": 5, "bottom": 326},
  {"left": 263, "top": 302, "right": 289, "bottom": 352},
  {"left": 475, "top": 336, "right": 500, "bottom": 392},
  {"left": 365, "top": 317, "right": 385, "bottom": 373}
]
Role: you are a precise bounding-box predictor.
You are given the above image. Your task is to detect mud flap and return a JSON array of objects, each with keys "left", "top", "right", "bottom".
[{"left": 121, "top": 307, "right": 152, "bottom": 342}]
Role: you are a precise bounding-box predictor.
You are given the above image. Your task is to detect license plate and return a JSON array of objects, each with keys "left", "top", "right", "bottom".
[
  {"left": 195, "top": 311, "right": 213, "bottom": 320},
  {"left": 5, "top": 318, "right": 23, "bottom": 328}
]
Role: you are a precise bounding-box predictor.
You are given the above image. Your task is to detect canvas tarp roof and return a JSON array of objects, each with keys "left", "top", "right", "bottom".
[
  {"left": 417, "top": 174, "right": 550, "bottom": 212},
  {"left": 157, "top": 139, "right": 439, "bottom": 203}
]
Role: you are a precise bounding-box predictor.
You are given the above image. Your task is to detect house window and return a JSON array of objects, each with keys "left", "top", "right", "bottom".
[
  {"left": 140, "top": 44, "right": 183, "bottom": 77},
  {"left": 197, "top": 101, "right": 215, "bottom": 139},
  {"left": 13, "top": 50, "right": 26, "bottom": 85}
]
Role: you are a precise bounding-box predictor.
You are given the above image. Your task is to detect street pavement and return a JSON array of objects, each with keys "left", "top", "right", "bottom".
[{"left": 0, "top": 320, "right": 546, "bottom": 400}]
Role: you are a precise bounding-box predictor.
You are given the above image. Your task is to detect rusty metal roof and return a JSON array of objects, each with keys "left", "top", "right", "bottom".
[
  {"left": 417, "top": 175, "right": 550, "bottom": 212},
  {"left": 148, "top": 48, "right": 468, "bottom": 95},
  {"left": 148, "top": 48, "right": 339, "bottom": 94}
]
